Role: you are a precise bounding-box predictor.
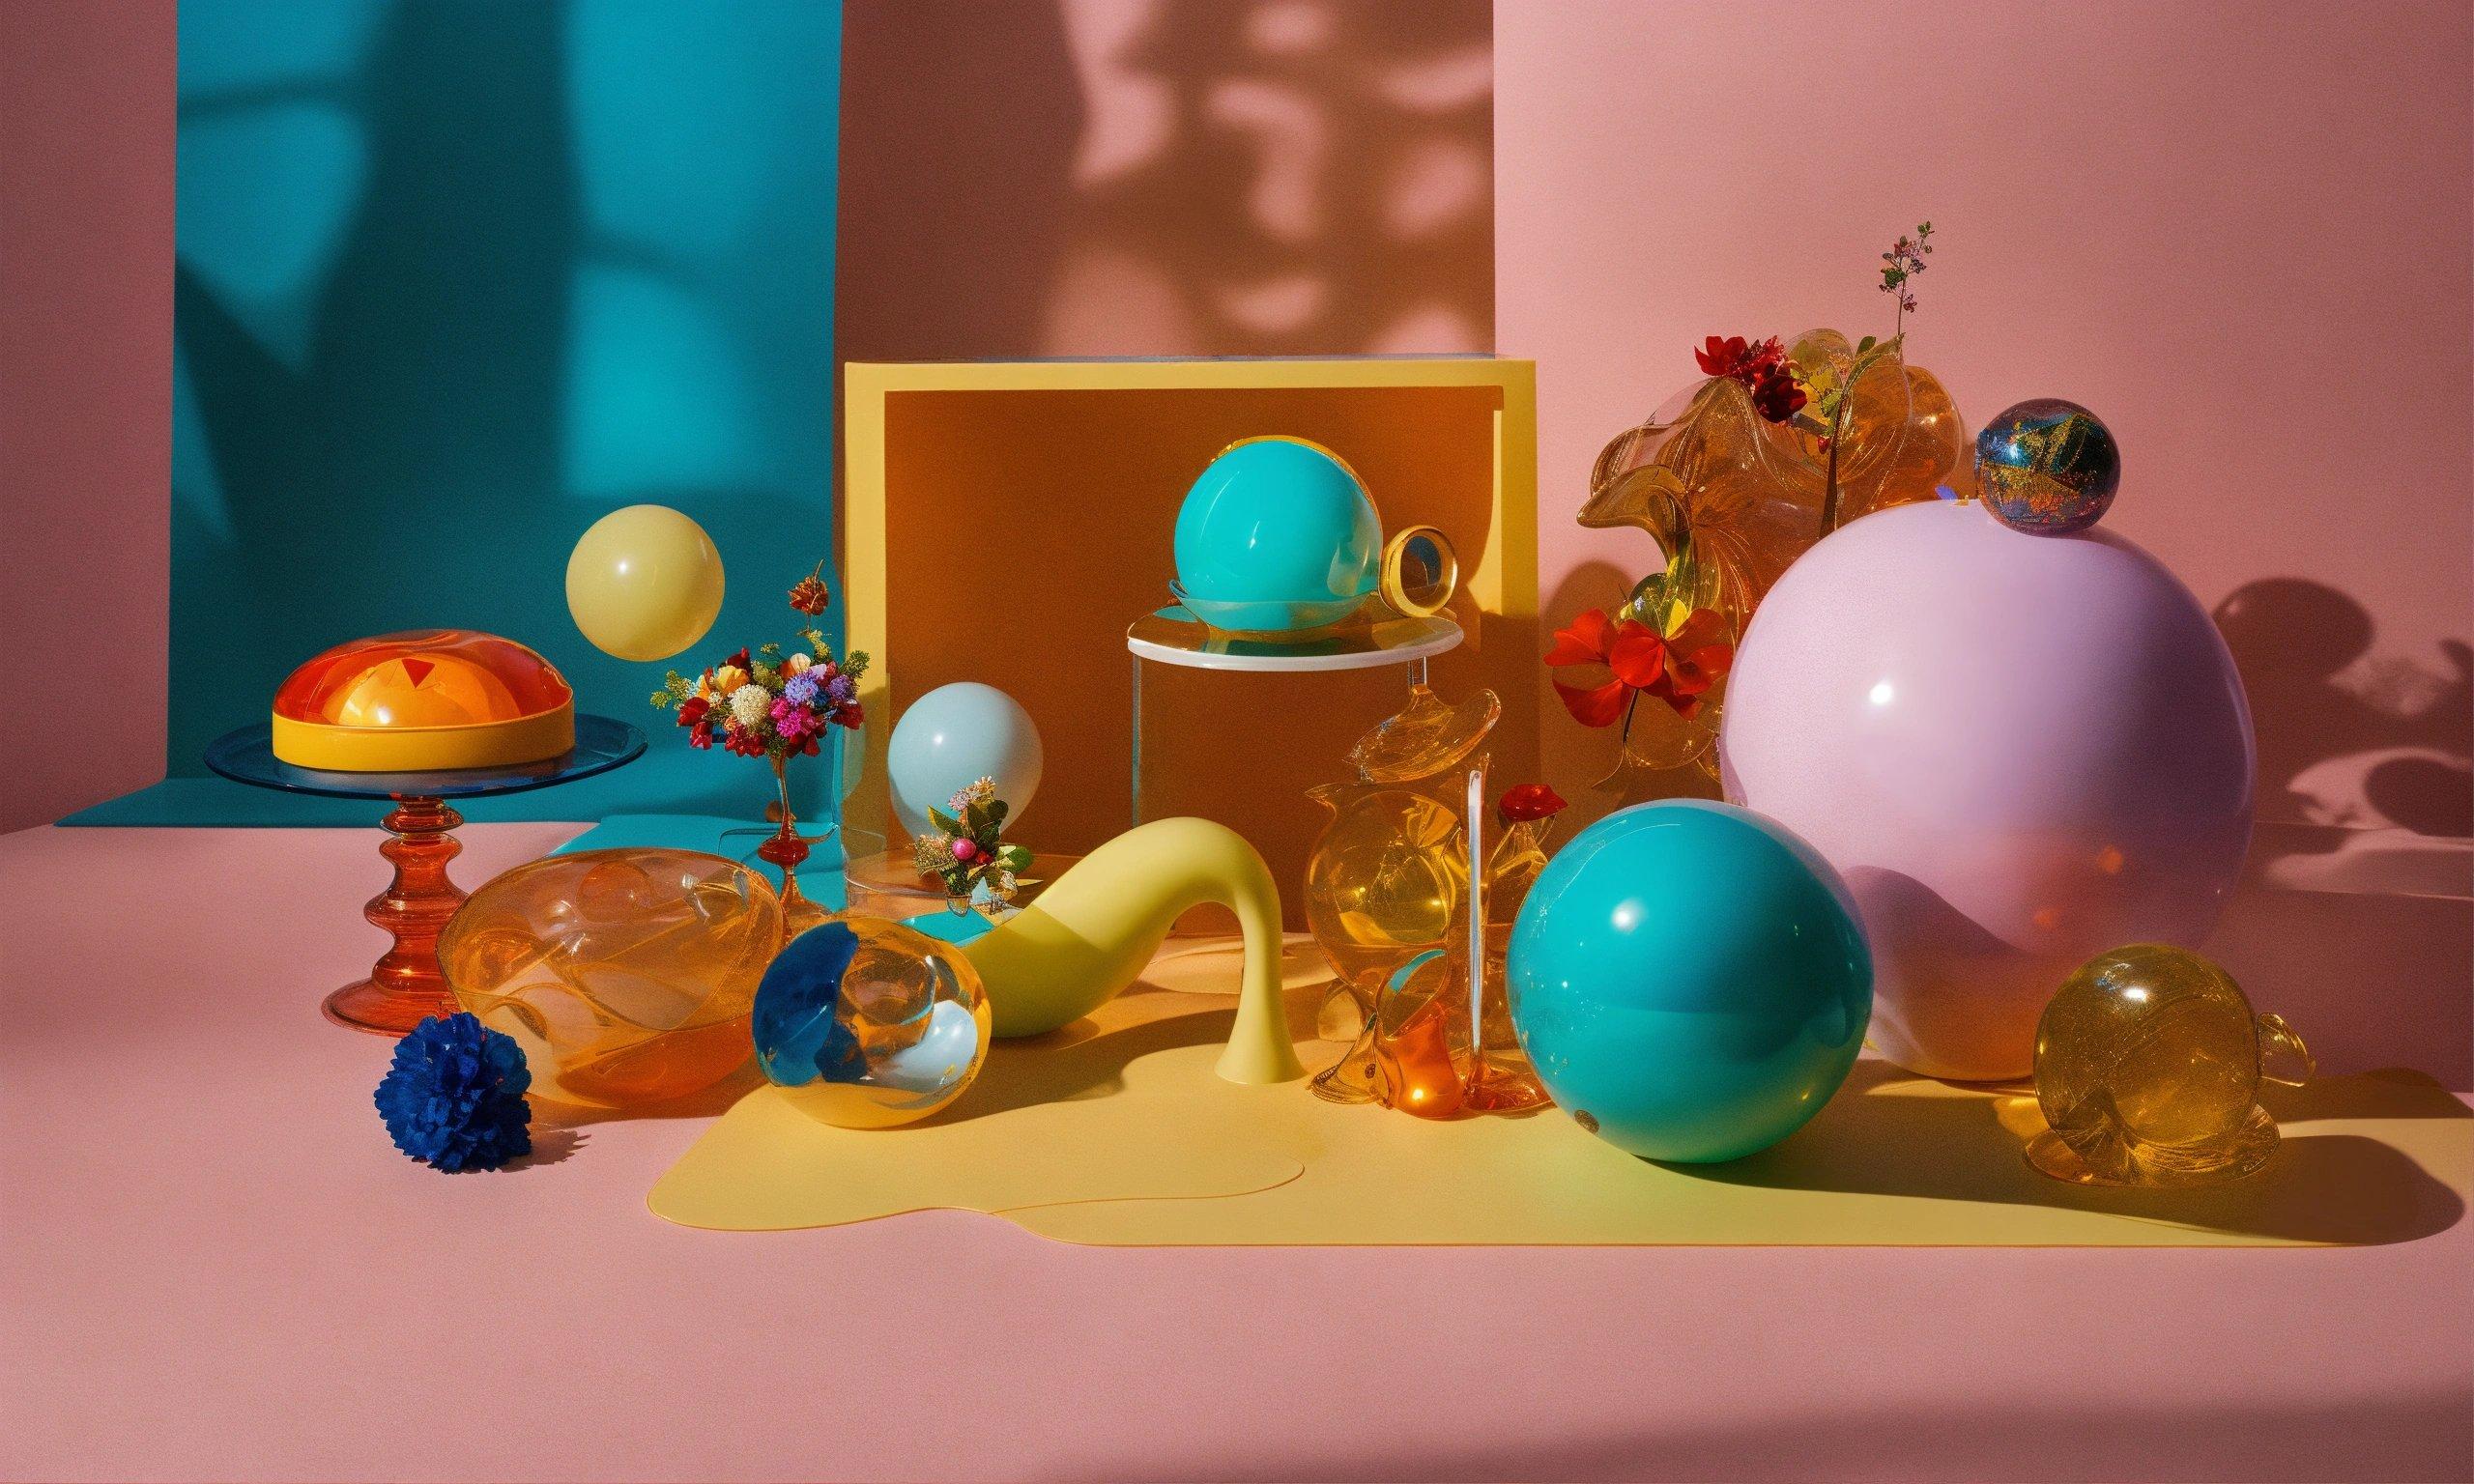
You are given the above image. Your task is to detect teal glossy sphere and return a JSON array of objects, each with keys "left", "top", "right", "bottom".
[
  {"left": 1172, "top": 438, "right": 1381, "bottom": 616},
  {"left": 1507, "top": 800, "right": 1871, "bottom": 1162}
]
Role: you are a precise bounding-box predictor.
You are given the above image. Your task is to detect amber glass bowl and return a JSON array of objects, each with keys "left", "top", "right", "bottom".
[{"left": 271, "top": 629, "right": 575, "bottom": 772}]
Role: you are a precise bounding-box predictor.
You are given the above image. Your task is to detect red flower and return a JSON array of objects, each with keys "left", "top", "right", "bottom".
[
  {"left": 1649, "top": 609, "right": 1735, "bottom": 720},
  {"left": 688, "top": 719, "right": 715, "bottom": 749},
  {"left": 1694, "top": 332, "right": 1805, "bottom": 424},
  {"left": 1696, "top": 335, "right": 1752, "bottom": 378},
  {"left": 1748, "top": 370, "right": 1806, "bottom": 422},
  {"left": 1543, "top": 608, "right": 1668, "bottom": 728},
  {"left": 1545, "top": 606, "right": 1737, "bottom": 728},
  {"left": 1497, "top": 784, "right": 1569, "bottom": 825},
  {"left": 723, "top": 647, "right": 751, "bottom": 673},
  {"left": 676, "top": 695, "right": 710, "bottom": 728},
  {"left": 1695, "top": 333, "right": 1786, "bottom": 381},
  {"left": 788, "top": 566, "right": 831, "bottom": 615}
]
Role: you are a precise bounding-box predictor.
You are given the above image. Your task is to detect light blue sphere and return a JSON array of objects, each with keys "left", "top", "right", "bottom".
[
  {"left": 1507, "top": 800, "right": 1871, "bottom": 1162},
  {"left": 1172, "top": 438, "right": 1381, "bottom": 611},
  {"left": 887, "top": 682, "right": 1043, "bottom": 840}
]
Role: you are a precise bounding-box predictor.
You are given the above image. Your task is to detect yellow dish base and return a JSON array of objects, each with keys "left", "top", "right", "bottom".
[{"left": 650, "top": 954, "right": 2471, "bottom": 1248}]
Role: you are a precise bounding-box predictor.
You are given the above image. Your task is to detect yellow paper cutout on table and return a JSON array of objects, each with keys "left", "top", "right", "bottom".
[
  {"left": 649, "top": 939, "right": 1335, "bottom": 1230},
  {"left": 653, "top": 978, "right": 2472, "bottom": 1247}
]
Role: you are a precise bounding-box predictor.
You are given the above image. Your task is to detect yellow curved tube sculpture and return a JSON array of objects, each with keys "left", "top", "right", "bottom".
[{"left": 961, "top": 816, "right": 1305, "bottom": 1085}]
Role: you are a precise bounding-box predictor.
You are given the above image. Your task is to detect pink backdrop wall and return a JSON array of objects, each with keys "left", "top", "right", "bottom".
[
  {"left": 4, "top": 0, "right": 2467, "bottom": 865},
  {"left": 0, "top": 0, "right": 177, "bottom": 834},
  {"left": 1498, "top": 0, "right": 2474, "bottom": 841}
]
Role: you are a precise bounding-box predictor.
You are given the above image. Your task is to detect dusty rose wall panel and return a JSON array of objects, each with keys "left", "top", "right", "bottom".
[
  {"left": 0, "top": 0, "right": 176, "bottom": 832},
  {"left": 1496, "top": 0, "right": 2473, "bottom": 1084}
]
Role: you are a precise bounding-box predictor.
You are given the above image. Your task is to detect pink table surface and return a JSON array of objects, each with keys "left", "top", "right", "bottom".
[{"left": 2, "top": 822, "right": 2468, "bottom": 1483}]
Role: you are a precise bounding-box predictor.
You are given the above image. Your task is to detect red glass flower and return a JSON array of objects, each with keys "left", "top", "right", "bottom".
[
  {"left": 1693, "top": 333, "right": 1806, "bottom": 424},
  {"left": 1650, "top": 609, "right": 1736, "bottom": 721},
  {"left": 1497, "top": 784, "right": 1569, "bottom": 825},
  {"left": 788, "top": 567, "right": 831, "bottom": 616},
  {"left": 1543, "top": 608, "right": 1668, "bottom": 728}
]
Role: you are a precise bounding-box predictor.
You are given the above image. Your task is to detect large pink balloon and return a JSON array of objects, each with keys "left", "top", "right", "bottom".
[{"left": 1718, "top": 499, "right": 2253, "bottom": 1080}]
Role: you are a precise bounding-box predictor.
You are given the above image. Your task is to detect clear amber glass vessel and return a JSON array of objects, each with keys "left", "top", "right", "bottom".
[{"left": 441, "top": 848, "right": 781, "bottom": 1108}]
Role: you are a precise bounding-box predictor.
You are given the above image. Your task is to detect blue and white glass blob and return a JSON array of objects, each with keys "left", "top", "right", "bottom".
[{"left": 753, "top": 916, "right": 991, "bottom": 1128}]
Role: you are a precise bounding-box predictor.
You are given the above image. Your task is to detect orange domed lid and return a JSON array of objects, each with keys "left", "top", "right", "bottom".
[
  {"left": 276, "top": 630, "right": 571, "bottom": 726},
  {"left": 272, "top": 630, "right": 575, "bottom": 772}
]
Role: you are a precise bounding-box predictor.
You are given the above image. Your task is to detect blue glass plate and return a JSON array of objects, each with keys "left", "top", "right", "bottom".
[{"left": 203, "top": 714, "right": 647, "bottom": 800}]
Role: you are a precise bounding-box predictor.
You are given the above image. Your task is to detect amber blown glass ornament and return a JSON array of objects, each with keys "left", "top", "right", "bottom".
[
  {"left": 1580, "top": 332, "right": 1967, "bottom": 780},
  {"left": 442, "top": 849, "right": 784, "bottom": 1108},
  {"left": 1312, "top": 792, "right": 1561, "bottom": 1117},
  {"left": 1304, "top": 680, "right": 1560, "bottom": 1118},
  {"left": 1587, "top": 332, "right": 1968, "bottom": 609}
]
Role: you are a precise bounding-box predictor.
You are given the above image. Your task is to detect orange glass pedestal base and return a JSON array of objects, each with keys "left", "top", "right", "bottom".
[
  {"left": 201, "top": 715, "right": 647, "bottom": 1037},
  {"left": 325, "top": 797, "right": 469, "bottom": 1036}
]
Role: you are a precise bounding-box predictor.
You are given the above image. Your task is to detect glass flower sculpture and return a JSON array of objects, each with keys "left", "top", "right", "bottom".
[
  {"left": 1574, "top": 336, "right": 1964, "bottom": 785},
  {"left": 1561, "top": 227, "right": 1967, "bottom": 787}
]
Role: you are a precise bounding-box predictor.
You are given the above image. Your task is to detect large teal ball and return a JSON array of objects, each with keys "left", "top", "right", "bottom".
[
  {"left": 1507, "top": 800, "right": 1871, "bottom": 1162},
  {"left": 1172, "top": 437, "right": 1381, "bottom": 606}
]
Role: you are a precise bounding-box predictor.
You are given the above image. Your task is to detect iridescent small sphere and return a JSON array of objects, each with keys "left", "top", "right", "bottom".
[
  {"left": 754, "top": 916, "right": 991, "bottom": 1128},
  {"left": 1974, "top": 398, "right": 2120, "bottom": 535}
]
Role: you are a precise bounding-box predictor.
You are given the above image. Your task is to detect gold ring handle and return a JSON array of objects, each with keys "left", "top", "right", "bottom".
[
  {"left": 1380, "top": 526, "right": 1458, "bottom": 618},
  {"left": 2255, "top": 1013, "right": 2315, "bottom": 1088}
]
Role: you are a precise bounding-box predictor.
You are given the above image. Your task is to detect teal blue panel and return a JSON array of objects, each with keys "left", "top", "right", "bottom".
[
  {"left": 548, "top": 813, "right": 849, "bottom": 911},
  {"left": 543, "top": 818, "right": 990, "bottom": 943},
  {"left": 119, "top": 0, "right": 841, "bottom": 829}
]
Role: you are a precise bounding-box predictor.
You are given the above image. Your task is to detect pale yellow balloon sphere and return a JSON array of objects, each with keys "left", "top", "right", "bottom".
[{"left": 565, "top": 504, "right": 726, "bottom": 662}]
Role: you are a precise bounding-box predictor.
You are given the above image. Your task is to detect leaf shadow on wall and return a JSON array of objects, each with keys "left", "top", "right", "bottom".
[
  {"left": 835, "top": 0, "right": 1493, "bottom": 362},
  {"left": 2214, "top": 578, "right": 2473, "bottom": 838},
  {"left": 172, "top": 0, "right": 836, "bottom": 819}
]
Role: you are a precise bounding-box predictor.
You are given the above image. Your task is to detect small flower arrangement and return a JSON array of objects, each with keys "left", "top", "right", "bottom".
[
  {"left": 650, "top": 562, "right": 868, "bottom": 762},
  {"left": 911, "top": 777, "right": 1035, "bottom": 910}
]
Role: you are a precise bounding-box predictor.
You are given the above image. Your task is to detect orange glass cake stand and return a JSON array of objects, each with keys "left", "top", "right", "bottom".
[{"left": 205, "top": 716, "right": 646, "bottom": 1036}]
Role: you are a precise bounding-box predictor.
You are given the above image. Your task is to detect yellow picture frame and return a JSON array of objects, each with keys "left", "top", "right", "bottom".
[{"left": 839, "top": 357, "right": 1539, "bottom": 852}]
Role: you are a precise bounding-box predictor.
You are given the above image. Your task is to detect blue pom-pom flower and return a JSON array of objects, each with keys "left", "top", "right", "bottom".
[{"left": 374, "top": 1013, "right": 533, "bottom": 1172}]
